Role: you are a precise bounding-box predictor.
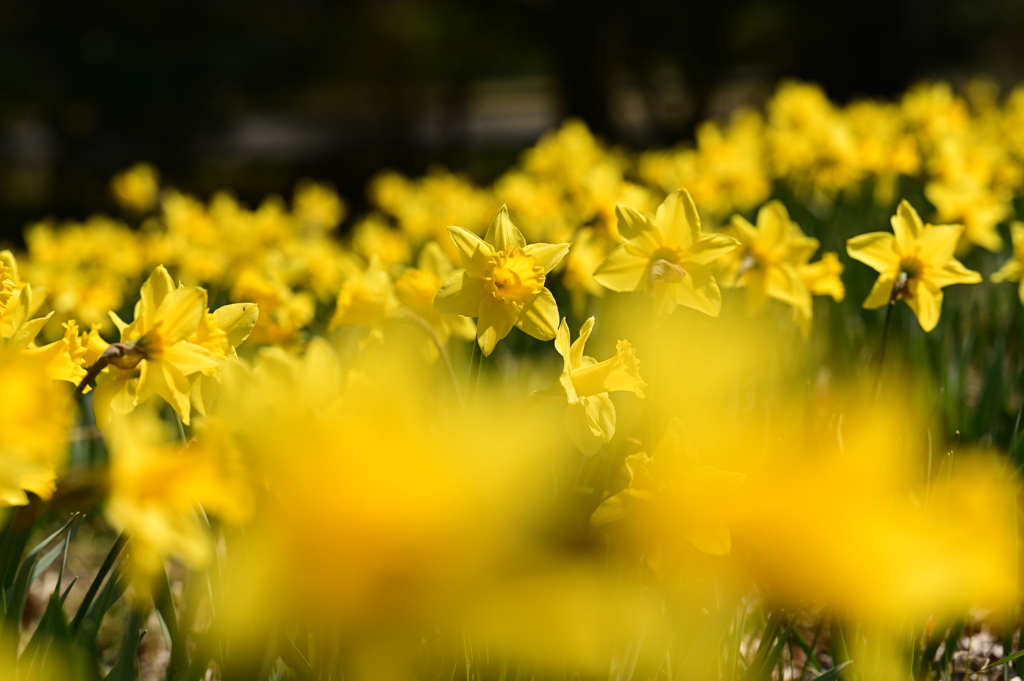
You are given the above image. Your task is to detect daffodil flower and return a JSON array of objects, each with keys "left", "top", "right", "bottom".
[
  {"left": 91, "top": 265, "right": 223, "bottom": 426},
  {"left": 847, "top": 200, "right": 981, "bottom": 332},
  {"left": 395, "top": 241, "right": 476, "bottom": 344},
  {"left": 433, "top": 205, "right": 569, "bottom": 356},
  {"left": 725, "top": 201, "right": 844, "bottom": 335},
  {"left": 593, "top": 190, "right": 738, "bottom": 325},
  {"left": 591, "top": 418, "right": 745, "bottom": 573},
  {"left": 533, "top": 317, "right": 646, "bottom": 456}
]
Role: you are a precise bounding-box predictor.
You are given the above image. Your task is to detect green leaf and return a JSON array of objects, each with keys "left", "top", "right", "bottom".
[
  {"left": 279, "top": 637, "right": 320, "bottom": 681},
  {"left": 71, "top": 532, "right": 126, "bottom": 634},
  {"left": 812, "top": 661, "right": 853, "bottom": 680},
  {"left": 103, "top": 610, "right": 145, "bottom": 681}
]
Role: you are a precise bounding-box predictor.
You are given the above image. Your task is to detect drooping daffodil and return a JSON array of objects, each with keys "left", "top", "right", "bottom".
[
  {"left": 593, "top": 190, "right": 739, "bottom": 326},
  {"left": 846, "top": 200, "right": 981, "bottom": 332},
  {"left": 433, "top": 205, "right": 569, "bottom": 356},
  {"left": 534, "top": 317, "right": 646, "bottom": 456}
]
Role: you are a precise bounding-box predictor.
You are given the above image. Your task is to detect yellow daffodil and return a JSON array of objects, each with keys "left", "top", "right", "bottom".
[
  {"left": 395, "top": 241, "right": 475, "bottom": 345},
  {"left": 591, "top": 418, "right": 744, "bottom": 573},
  {"left": 293, "top": 179, "right": 347, "bottom": 232},
  {"left": 725, "top": 201, "right": 844, "bottom": 335},
  {"left": 110, "top": 162, "right": 160, "bottom": 212},
  {"left": 847, "top": 200, "right": 981, "bottom": 331},
  {"left": 105, "top": 409, "right": 253, "bottom": 583},
  {"left": 433, "top": 205, "right": 569, "bottom": 356},
  {"left": 535, "top": 317, "right": 646, "bottom": 456},
  {"left": 593, "top": 190, "right": 739, "bottom": 325},
  {"left": 92, "top": 265, "right": 222, "bottom": 426},
  {"left": 329, "top": 256, "right": 397, "bottom": 330},
  {"left": 992, "top": 221, "right": 1024, "bottom": 302},
  {"left": 0, "top": 350, "right": 71, "bottom": 507}
]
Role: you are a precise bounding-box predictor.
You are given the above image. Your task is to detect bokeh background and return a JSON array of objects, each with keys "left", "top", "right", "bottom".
[{"left": 2, "top": 0, "right": 1024, "bottom": 241}]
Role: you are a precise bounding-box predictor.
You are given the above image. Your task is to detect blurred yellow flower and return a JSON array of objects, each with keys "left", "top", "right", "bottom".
[
  {"left": 293, "top": 179, "right": 347, "bottom": 231},
  {"left": 847, "top": 200, "right": 981, "bottom": 331},
  {"left": 592, "top": 418, "right": 744, "bottom": 571},
  {"left": 433, "top": 205, "right": 569, "bottom": 356},
  {"left": 105, "top": 409, "right": 253, "bottom": 582},
  {"left": 0, "top": 350, "right": 71, "bottom": 507},
  {"left": 535, "top": 317, "right": 646, "bottom": 456},
  {"left": 395, "top": 242, "right": 475, "bottom": 345},
  {"left": 593, "top": 190, "right": 738, "bottom": 325},
  {"left": 329, "top": 256, "right": 397, "bottom": 330},
  {"left": 725, "top": 200, "right": 844, "bottom": 335},
  {"left": 111, "top": 162, "right": 160, "bottom": 212}
]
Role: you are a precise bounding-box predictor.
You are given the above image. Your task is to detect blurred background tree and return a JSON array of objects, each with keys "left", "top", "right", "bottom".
[{"left": 1, "top": 0, "right": 1023, "bottom": 240}]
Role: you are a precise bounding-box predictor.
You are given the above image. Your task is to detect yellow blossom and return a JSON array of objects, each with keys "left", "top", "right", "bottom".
[
  {"left": 92, "top": 265, "right": 222, "bottom": 426},
  {"left": 847, "top": 200, "right": 981, "bottom": 332},
  {"left": 105, "top": 409, "right": 252, "bottom": 583},
  {"left": 593, "top": 190, "right": 738, "bottom": 325},
  {"left": 111, "top": 162, "right": 160, "bottom": 212},
  {"left": 395, "top": 242, "right": 475, "bottom": 345},
  {"left": 329, "top": 256, "right": 398, "bottom": 330},
  {"left": 725, "top": 201, "right": 844, "bottom": 335},
  {"left": 293, "top": 179, "right": 347, "bottom": 231},
  {"left": 535, "top": 317, "right": 645, "bottom": 456},
  {"left": 433, "top": 205, "right": 569, "bottom": 356},
  {"left": 0, "top": 350, "right": 71, "bottom": 507}
]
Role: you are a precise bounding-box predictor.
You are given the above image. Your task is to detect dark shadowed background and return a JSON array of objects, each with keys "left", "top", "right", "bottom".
[{"left": 2, "top": 0, "right": 1023, "bottom": 241}]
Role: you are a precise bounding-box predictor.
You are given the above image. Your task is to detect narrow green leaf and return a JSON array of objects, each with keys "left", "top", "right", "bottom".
[
  {"left": 103, "top": 610, "right": 146, "bottom": 681},
  {"left": 812, "top": 661, "right": 853, "bottom": 680},
  {"left": 71, "top": 532, "right": 126, "bottom": 634},
  {"left": 279, "top": 637, "right": 321, "bottom": 681}
]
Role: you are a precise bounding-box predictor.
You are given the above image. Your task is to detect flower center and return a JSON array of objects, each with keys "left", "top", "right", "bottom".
[
  {"left": 899, "top": 256, "right": 924, "bottom": 281},
  {"left": 485, "top": 250, "right": 545, "bottom": 303}
]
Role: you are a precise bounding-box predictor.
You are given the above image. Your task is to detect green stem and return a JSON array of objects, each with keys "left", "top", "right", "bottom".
[{"left": 873, "top": 301, "right": 896, "bottom": 404}]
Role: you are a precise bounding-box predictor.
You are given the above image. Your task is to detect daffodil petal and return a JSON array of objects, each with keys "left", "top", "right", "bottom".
[
  {"left": 516, "top": 288, "right": 559, "bottom": 341},
  {"left": 433, "top": 270, "right": 487, "bottom": 316},
  {"left": 484, "top": 204, "right": 526, "bottom": 251},
  {"left": 161, "top": 341, "right": 222, "bottom": 376},
  {"left": 905, "top": 283, "right": 943, "bottom": 332},
  {"left": 928, "top": 259, "right": 982, "bottom": 288},
  {"left": 916, "top": 224, "right": 962, "bottom": 266},
  {"left": 213, "top": 303, "right": 259, "bottom": 348},
  {"left": 863, "top": 274, "right": 896, "bottom": 309},
  {"left": 157, "top": 287, "right": 208, "bottom": 344},
  {"left": 615, "top": 203, "right": 651, "bottom": 240},
  {"left": 892, "top": 200, "right": 924, "bottom": 254},
  {"left": 476, "top": 294, "right": 517, "bottom": 356},
  {"left": 523, "top": 242, "right": 570, "bottom": 273},
  {"left": 674, "top": 265, "right": 721, "bottom": 318},
  {"left": 141, "top": 265, "right": 175, "bottom": 329},
  {"left": 847, "top": 232, "right": 899, "bottom": 273},
  {"left": 593, "top": 242, "right": 653, "bottom": 293},
  {"left": 654, "top": 189, "right": 701, "bottom": 248},
  {"left": 685, "top": 232, "right": 739, "bottom": 265},
  {"left": 447, "top": 225, "right": 494, "bottom": 277},
  {"left": 569, "top": 316, "right": 596, "bottom": 370}
]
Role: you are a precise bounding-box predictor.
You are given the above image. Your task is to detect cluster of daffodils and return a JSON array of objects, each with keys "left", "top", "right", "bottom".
[{"left": 4, "top": 77, "right": 1024, "bottom": 681}]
